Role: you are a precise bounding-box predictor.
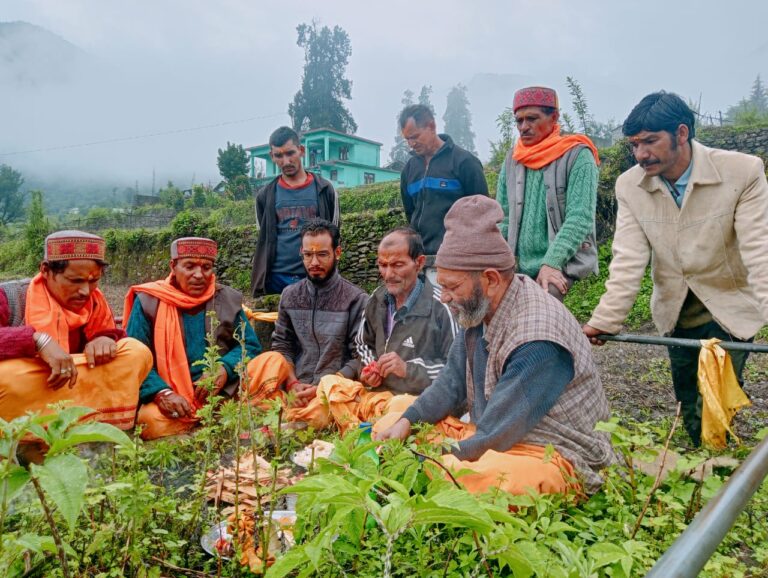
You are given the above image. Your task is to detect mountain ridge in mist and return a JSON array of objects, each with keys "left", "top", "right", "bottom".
[{"left": 0, "top": 20, "right": 89, "bottom": 86}]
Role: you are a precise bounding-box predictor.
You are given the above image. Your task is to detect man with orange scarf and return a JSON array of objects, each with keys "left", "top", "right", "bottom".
[
  {"left": 124, "top": 237, "right": 284, "bottom": 440},
  {"left": 0, "top": 230, "right": 152, "bottom": 430},
  {"left": 497, "top": 86, "right": 600, "bottom": 300}
]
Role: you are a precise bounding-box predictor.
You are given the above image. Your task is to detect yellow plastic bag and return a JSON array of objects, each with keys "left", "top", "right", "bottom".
[{"left": 697, "top": 338, "right": 752, "bottom": 449}]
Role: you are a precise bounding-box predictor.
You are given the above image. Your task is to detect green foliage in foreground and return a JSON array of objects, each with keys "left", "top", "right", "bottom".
[{"left": 2, "top": 400, "right": 766, "bottom": 577}]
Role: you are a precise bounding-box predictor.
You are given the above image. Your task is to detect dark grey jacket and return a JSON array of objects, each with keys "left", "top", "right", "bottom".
[
  {"left": 251, "top": 172, "right": 339, "bottom": 296},
  {"left": 270, "top": 271, "right": 367, "bottom": 384},
  {"left": 353, "top": 279, "right": 457, "bottom": 395}
]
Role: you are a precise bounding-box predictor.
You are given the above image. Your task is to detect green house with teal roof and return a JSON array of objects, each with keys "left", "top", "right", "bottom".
[{"left": 247, "top": 127, "right": 400, "bottom": 189}]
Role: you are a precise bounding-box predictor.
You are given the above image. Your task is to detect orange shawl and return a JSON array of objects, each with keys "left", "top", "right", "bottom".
[
  {"left": 24, "top": 273, "right": 116, "bottom": 353},
  {"left": 123, "top": 275, "right": 216, "bottom": 409},
  {"left": 512, "top": 124, "right": 600, "bottom": 170}
]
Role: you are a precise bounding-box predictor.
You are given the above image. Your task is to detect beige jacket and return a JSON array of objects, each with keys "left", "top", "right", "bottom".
[{"left": 589, "top": 140, "right": 768, "bottom": 340}]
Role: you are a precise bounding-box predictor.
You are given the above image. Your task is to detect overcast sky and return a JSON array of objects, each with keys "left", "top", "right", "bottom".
[{"left": 2, "top": 0, "right": 767, "bottom": 192}]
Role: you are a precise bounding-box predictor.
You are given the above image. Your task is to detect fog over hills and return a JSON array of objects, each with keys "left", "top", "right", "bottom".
[
  {"left": 0, "top": 21, "right": 88, "bottom": 86},
  {"left": 1, "top": 20, "right": 268, "bottom": 210}
]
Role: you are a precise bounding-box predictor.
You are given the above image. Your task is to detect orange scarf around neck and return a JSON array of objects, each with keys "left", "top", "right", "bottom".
[
  {"left": 123, "top": 274, "right": 216, "bottom": 409},
  {"left": 24, "top": 272, "right": 115, "bottom": 353},
  {"left": 512, "top": 124, "right": 600, "bottom": 170}
]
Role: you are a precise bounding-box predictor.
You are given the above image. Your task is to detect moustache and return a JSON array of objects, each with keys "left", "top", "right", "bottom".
[{"left": 639, "top": 160, "right": 660, "bottom": 168}]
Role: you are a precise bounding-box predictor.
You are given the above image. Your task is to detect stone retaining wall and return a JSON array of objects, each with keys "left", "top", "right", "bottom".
[
  {"left": 697, "top": 125, "right": 768, "bottom": 157},
  {"left": 105, "top": 208, "right": 407, "bottom": 297}
]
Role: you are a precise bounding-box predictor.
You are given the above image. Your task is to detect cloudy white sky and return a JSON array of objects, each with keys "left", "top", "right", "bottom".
[{"left": 2, "top": 0, "right": 767, "bottom": 192}]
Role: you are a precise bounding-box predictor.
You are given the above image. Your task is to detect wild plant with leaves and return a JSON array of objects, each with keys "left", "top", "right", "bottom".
[
  {"left": 1, "top": 317, "right": 766, "bottom": 576},
  {"left": 264, "top": 419, "right": 767, "bottom": 577}
]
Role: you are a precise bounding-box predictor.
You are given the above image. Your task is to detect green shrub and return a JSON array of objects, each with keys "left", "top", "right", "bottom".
[
  {"left": 485, "top": 168, "right": 499, "bottom": 198},
  {"left": 338, "top": 181, "right": 401, "bottom": 214},
  {"left": 170, "top": 210, "right": 205, "bottom": 237},
  {"left": 207, "top": 199, "right": 255, "bottom": 227},
  {"left": 0, "top": 238, "right": 31, "bottom": 279},
  {"left": 565, "top": 240, "right": 652, "bottom": 328}
]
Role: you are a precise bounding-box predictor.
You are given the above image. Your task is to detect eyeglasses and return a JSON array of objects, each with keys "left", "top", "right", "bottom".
[{"left": 300, "top": 250, "right": 333, "bottom": 262}]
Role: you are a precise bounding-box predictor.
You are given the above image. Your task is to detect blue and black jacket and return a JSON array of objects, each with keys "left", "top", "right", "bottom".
[{"left": 400, "top": 134, "right": 488, "bottom": 255}]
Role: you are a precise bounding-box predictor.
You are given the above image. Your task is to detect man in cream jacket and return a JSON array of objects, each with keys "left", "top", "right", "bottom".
[{"left": 583, "top": 91, "right": 768, "bottom": 445}]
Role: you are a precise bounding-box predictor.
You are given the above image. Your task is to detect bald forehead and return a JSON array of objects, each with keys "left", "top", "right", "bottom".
[{"left": 379, "top": 231, "right": 409, "bottom": 251}]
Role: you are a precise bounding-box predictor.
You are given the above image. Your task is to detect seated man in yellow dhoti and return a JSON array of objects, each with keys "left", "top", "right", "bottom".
[
  {"left": 268, "top": 219, "right": 368, "bottom": 406},
  {"left": 287, "top": 227, "right": 456, "bottom": 432},
  {"left": 375, "top": 196, "right": 617, "bottom": 496},
  {"left": 354, "top": 227, "right": 457, "bottom": 394},
  {"left": 124, "top": 237, "right": 283, "bottom": 440},
  {"left": 0, "top": 230, "right": 152, "bottom": 430}
]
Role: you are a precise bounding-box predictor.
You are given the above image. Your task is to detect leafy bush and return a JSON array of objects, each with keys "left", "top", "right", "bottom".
[
  {"left": 338, "top": 181, "right": 401, "bottom": 214},
  {"left": 207, "top": 199, "right": 255, "bottom": 227},
  {"left": 595, "top": 140, "right": 635, "bottom": 242},
  {"left": 3, "top": 400, "right": 766, "bottom": 577},
  {"left": 565, "top": 240, "right": 652, "bottom": 328},
  {"left": 0, "top": 238, "right": 31, "bottom": 279},
  {"left": 170, "top": 210, "right": 205, "bottom": 238}
]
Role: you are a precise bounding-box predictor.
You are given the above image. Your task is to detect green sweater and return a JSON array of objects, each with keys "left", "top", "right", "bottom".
[{"left": 497, "top": 147, "right": 598, "bottom": 278}]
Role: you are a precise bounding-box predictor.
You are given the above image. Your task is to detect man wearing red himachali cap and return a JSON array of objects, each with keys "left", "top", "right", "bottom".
[
  {"left": 496, "top": 86, "right": 601, "bottom": 301},
  {"left": 124, "top": 237, "right": 291, "bottom": 440},
  {"left": 0, "top": 230, "right": 153, "bottom": 432}
]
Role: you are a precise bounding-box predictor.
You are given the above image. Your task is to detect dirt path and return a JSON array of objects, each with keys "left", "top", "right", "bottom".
[
  {"left": 103, "top": 283, "right": 768, "bottom": 446},
  {"left": 592, "top": 328, "right": 768, "bottom": 444}
]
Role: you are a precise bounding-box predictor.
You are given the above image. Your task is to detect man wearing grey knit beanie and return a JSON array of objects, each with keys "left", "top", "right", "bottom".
[{"left": 375, "top": 196, "right": 616, "bottom": 495}]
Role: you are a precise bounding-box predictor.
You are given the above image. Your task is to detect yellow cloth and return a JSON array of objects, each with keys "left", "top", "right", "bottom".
[
  {"left": 697, "top": 338, "right": 752, "bottom": 449},
  {"left": 137, "top": 351, "right": 291, "bottom": 440},
  {"left": 0, "top": 338, "right": 152, "bottom": 430},
  {"left": 373, "top": 396, "right": 576, "bottom": 495},
  {"left": 243, "top": 306, "right": 278, "bottom": 324},
  {"left": 287, "top": 375, "right": 394, "bottom": 433}
]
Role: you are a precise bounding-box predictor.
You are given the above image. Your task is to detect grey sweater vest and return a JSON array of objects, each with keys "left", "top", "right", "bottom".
[
  {"left": 474, "top": 276, "right": 617, "bottom": 491},
  {"left": 504, "top": 146, "right": 598, "bottom": 279}
]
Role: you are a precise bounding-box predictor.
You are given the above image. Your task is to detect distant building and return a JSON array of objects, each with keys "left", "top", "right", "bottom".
[
  {"left": 246, "top": 127, "right": 400, "bottom": 189},
  {"left": 133, "top": 194, "right": 161, "bottom": 207}
]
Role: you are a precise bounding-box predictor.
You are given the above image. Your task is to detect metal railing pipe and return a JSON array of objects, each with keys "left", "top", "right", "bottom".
[
  {"left": 597, "top": 333, "right": 768, "bottom": 353},
  {"left": 645, "top": 434, "right": 768, "bottom": 577}
]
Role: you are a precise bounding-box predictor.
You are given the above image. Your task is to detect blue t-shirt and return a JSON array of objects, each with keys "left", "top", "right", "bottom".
[{"left": 272, "top": 177, "right": 319, "bottom": 275}]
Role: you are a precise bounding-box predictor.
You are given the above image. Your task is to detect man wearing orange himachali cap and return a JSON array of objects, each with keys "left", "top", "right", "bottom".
[
  {"left": 0, "top": 230, "right": 153, "bottom": 431},
  {"left": 125, "top": 236, "right": 293, "bottom": 440}
]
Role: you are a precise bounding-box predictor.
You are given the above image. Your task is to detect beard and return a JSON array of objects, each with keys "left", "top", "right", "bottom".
[
  {"left": 308, "top": 259, "right": 338, "bottom": 285},
  {"left": 452, "top": 280, "right": 490, "bottom": 329}
]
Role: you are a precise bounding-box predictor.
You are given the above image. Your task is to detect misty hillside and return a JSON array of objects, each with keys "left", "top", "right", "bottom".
[
  {"left": 0, "top": 22, "right": 164, "bottom": 215},
  {"left": 0, "top": 21, "right": 89, "bottom": 86}
]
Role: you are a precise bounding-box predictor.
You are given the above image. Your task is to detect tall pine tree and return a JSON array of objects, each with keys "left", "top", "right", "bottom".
[
  {"left": 389, "top": 89, "right": 415, "bottom": 166},
  {"left": 726, "top": 74, "right": 768, "bottom": 126},
  {"left": 749, "top": 74, "right": 768, "bottom": 113},
  {"left": 418, "top": 85, "right": 434, "bottom": 113},
  {"left": 443, "top": 84, "right": 476, "bottom": 154},
  {"left": 0, "top": 164, "right": 25, "bottom": 226},
  {"left": 289, "top": 21, "right": 357, "bottom": 134}
]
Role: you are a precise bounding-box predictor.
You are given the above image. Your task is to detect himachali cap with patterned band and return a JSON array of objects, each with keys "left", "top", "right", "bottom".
[
  {"left": 513, "top": 86, "right": 559, "bottom": 112},
  {"left": 44, "top": 230, "right": 106, "bottom": 262},
  {"left": 171, "top": 237, "right": 218, "bottom": 261}
]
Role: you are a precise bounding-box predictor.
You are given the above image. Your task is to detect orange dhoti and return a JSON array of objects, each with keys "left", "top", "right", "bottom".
[
  {"left": 0, "top": 337, "right": 153, "bottom": 430},
  {"left": 286, "top": 375, "right": 393, "bottom": 433},
  {"left": 137, "top": 351, "right": 292, "bottom": 440},
  {"left": 373, "top": 395, "right": 577, "bottom": 496}
]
